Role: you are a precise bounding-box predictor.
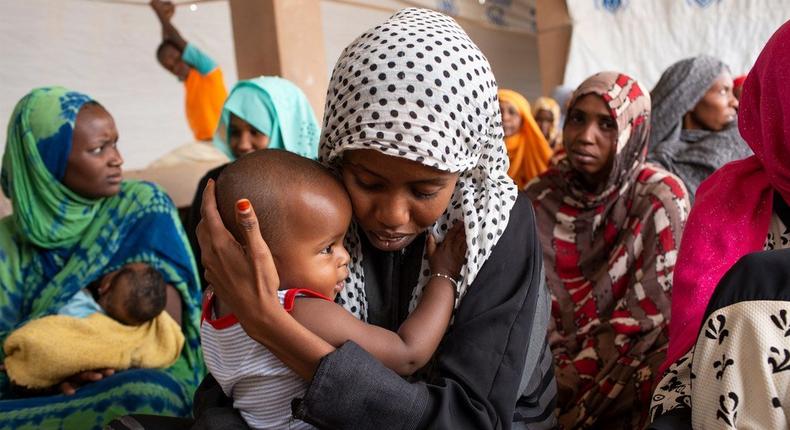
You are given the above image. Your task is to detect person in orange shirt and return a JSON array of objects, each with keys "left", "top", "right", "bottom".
[{"left": 151, "top": 0, "right": 227, "bottom": 142}]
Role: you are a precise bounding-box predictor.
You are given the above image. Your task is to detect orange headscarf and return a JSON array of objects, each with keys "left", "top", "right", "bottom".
[{"left": 498, "top": 89, "right": 552, "bottom": 189}]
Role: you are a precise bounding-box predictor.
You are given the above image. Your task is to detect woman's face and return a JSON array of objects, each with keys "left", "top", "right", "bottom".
[
  {"left": 535, "top": 108, "right": 555, "bottom": 140},
  {"left": 563, "top": 94, "right": 618, "bottom": 190},
  {"left": 62, "top": 103, "right": 123, "bottom": 199},
  {"left": 229, "top": 113, "right": 270, "bottom": 158},
  {"left": 685, "top": 71, "right": 739, "bottom": 132},
  {"left": 499, "top": 101, "right": 522, "bottom": 137},
  {"left": 341, "top": 149, "right": 459, "bottom": 251}
]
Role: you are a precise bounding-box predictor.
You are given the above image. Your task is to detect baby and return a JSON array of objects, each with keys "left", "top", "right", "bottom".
[
  {"left": 202, "top": 149, "right": 465, "bottom": 429},
  {"left": 4, "top": 263, "right": 181, "bottom": 392},
  {"left": 59, "top": 262, "right": 167, "bottom": 326}
]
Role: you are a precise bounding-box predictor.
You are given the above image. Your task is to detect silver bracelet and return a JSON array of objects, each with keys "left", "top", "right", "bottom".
[{"left": 430, "top": 272, "right": 460, "bottom": 298}]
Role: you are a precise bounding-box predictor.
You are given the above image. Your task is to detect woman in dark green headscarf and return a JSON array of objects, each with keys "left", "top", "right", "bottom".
[{"left": 0, "top": 87, "right": 203, "bottom": 429}]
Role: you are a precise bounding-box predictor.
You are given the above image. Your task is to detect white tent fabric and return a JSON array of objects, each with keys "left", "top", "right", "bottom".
[
  {"left": 563, "top": 0, "right": 790, "bottom": 90},
  {"left": 404, "top": 0, "right": 537, "bottom": 33}
]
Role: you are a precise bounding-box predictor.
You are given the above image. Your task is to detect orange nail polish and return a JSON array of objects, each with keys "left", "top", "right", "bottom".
[{"left": 236, "top": 199, "right": 251, "bottom": 212}]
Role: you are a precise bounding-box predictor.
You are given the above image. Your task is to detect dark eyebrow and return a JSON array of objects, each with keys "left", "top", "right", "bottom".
[
  {"left": 412, "top": 177, "right": 453, "bottom": 186},
  {"left": 318, "top": 232, "right": 345, "bottom": 251},
  {"left": 347, "top": 161, "right": 454, "bottom": 186},
  {"left": 569, "top": 107, "right": 612, "bottom": 121},
  {"left": 346, "top": 161, "right": 386, "bottom": 179}
]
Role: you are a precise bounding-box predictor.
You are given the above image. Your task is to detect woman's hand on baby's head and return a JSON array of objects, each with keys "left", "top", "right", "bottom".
[
  {"left": 197, "top": 180, "right": 281, "bottom": 324},
  {"left": 233, "top": 197, "right": 280, "bottom": 296},
  {"left": 426, "top": 222, "right": 467, "bottom": 279}
]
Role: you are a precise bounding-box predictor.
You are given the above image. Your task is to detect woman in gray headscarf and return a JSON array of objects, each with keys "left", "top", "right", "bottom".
[{"left": 648, "top": 55, "right": 751, "bottom": 203}]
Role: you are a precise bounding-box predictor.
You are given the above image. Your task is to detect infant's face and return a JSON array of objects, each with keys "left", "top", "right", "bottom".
[
  {"left": 273, "top": 185, "right": 352, "bottom": 300},
  {"left": 99, "top": 277, "right": 133, "bottom": 324},
  {"left": 98, "top": 263, "right": 148, "bottom": 325}
]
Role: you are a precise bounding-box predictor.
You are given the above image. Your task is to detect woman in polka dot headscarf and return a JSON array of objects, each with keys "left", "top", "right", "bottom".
[{"left": 189, "top": 7, "right": 557, "bottom": 430}]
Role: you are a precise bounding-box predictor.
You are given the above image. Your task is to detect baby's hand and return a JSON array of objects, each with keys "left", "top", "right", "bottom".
[{"left": 426, "top": 222, "right": 467, "bottom": 279}]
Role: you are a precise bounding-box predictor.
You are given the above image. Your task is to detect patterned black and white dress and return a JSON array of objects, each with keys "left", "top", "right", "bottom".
[{"left": 649, "top": 205, "right": 790, "bottom": 429}]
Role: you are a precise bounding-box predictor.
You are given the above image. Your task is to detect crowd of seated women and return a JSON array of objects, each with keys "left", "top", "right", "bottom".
[{"left": 0, "top": 4, "right": 787, "bottom": 430}]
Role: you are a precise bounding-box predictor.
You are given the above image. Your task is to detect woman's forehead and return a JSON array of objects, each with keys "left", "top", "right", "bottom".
[
  {"left": 571, "top": 94, "right": 610, "bottom": 116},
  {"left": 500, "top": 100, "right": 518, "bottom": 110},
  {"left": 342, "top": 149, "right": 456, "bottom": 181},
  {"left": 73, "top": 104, "right": 116, "bottom": 142}
]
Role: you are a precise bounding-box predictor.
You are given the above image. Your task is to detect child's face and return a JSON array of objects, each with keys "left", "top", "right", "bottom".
[
  {"left": 273, "top": 184, "right": 352, "bottom": 300},
  {"left": 97, "top": 263, "right": 147, "bottom": 325},
  {"left": 157, "top": 44, "right": 190, "bottom": 81},
  {"left": 98, "top": 272, "right": 135, "bottom": 325}
]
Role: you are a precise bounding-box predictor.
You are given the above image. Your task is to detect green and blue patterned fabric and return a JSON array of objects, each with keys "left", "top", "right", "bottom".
[{"left": 0, "top": 87, "right": 204, "bottom": 429}]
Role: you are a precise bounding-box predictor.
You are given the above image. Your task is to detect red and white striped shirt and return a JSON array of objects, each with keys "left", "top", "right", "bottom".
[{"left": 200, "top": 289, "right": 331, "bottom": 430}]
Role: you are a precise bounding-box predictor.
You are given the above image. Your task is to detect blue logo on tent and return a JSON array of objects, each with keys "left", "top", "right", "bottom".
[
  {"left": 688, "top": 0, "right": 721, "bottom": 7},
  {"left": 597, "top": 0, "right": 627, "bottom": 13},
  {"left": 438, "top": 0, "right": 458, "bottom": 16}
]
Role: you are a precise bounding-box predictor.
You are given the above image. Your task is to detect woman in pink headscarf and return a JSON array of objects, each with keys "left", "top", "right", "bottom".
[{"left": 649, "top": 20, "right": 790, "bottom": 429}]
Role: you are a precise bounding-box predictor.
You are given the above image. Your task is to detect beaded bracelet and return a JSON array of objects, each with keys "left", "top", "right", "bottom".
[{"left": 429, "top": 272, "right": 460, "bottom": 299}]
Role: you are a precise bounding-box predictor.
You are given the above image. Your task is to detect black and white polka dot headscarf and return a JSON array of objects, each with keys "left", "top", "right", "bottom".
[{"left": 319, "top": 8, "right": 517, "bottom": 320}]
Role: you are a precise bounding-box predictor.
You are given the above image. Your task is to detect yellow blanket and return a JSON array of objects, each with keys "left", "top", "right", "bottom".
[{"left": 3, "top": 312, "right": 184, "bottom": 388}]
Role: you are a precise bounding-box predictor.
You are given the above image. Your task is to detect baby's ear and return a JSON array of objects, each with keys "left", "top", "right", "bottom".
[{"left": 97, "top": 272, "right": 117, "bottom": 295}]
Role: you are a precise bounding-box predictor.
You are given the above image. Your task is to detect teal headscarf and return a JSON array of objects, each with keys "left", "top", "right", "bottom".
[
  {"left": 0, "top": 87, "right": 204, "bottom": 427},
  {"left": 212, "top": 76, "right": 320, "bottom": 160}
]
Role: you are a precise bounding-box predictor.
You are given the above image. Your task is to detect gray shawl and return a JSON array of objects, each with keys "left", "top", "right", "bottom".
[{"left": 648, "top": 55, "right": 752, "bottom": 202}]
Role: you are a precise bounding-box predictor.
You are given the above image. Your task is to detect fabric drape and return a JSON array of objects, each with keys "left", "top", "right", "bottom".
[{"left": 4, "top": 311, "right": 184, "bottom": 389}]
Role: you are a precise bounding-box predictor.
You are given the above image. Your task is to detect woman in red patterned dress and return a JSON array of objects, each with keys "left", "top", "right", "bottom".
[{"left": 526, "top": 72, "right": 690, "bottom": 429}]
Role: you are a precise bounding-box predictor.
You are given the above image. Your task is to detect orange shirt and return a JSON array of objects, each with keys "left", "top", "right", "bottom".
[{"left": 184, "top": 67, "right": 227, "bottom": 141}]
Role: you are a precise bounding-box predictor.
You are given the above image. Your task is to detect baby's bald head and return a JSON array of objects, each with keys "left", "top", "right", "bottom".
[{"left": 215, "top": 150, "right": 348, "bottom": 253}]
